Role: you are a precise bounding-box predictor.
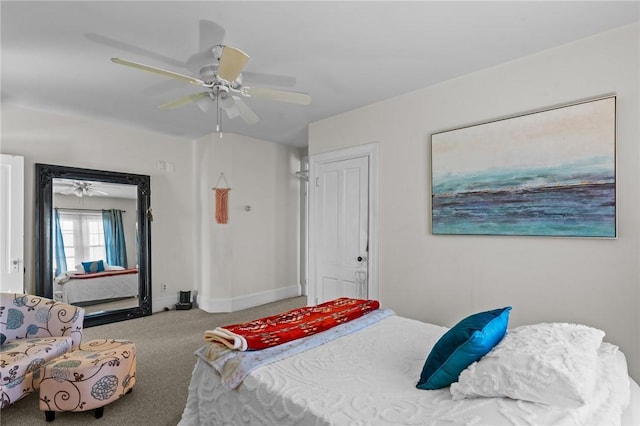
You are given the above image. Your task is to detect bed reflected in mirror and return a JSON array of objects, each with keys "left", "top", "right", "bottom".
[{"left": 36, "top": 164, "right": 152, "bottom": 327}]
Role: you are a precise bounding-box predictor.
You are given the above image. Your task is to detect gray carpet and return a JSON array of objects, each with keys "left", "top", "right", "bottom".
[{"left": 1, "top": 296, "right": 307, "bottom": 426}]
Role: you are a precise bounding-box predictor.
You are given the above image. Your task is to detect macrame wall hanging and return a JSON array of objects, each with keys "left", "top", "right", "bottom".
[{"left": 213, "top": 173, "right": 231, "bottom": 224}]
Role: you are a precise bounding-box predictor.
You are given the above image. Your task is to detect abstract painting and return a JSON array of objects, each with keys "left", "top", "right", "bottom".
[{"left": 431, "top": 96, "right": 616, "bottom": 237}]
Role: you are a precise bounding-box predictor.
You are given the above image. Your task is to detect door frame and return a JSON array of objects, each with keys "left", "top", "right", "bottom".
[
  {"left": 308, "top": 143, "right": 379, "bottom": 305},
  {"left": 0, "top": 154, "right": 25, "bottom": 293},
  {"left": 299, "top": 156, "right": 309, "bottom": 296}
]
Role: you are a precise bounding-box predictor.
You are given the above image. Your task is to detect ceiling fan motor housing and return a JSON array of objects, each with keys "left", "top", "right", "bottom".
[
  {"left": 200, "top": 65, "right": 218, "bottom": 83},
  {"left": 200, "top": 65, "right": 242, "bottom": 88},
  {"left": 213, "top": 84, "right": 230, "bottom": 100}
]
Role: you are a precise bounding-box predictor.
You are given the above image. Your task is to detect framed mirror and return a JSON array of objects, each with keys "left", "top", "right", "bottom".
[{"left": 35, "top": 163, "right": 152, "bottom": 327}]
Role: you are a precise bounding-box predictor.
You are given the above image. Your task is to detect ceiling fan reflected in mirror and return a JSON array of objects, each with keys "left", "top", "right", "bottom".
[
  {"left": 111, "top": 43, "right": 311, "bottom": 135},
  {"left": 55, "top": 180, "right": 109, "bottom": 198}
]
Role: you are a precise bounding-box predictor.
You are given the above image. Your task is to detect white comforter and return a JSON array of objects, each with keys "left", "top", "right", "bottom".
[
  {"left": 54, "top": 270, "right": 138, "bottom": 305},
  {"left": 180, "top": 315, "right": 632, "bottom": 426}
]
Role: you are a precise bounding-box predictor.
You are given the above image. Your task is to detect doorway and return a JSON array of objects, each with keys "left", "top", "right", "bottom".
[{"left": 308, "top": 143, "right": 378, "bottom": 305}]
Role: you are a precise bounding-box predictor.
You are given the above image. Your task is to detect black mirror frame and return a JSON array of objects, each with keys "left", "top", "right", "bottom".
[{"left": 35, "top": 163, "right": 152, "bottom": 327}]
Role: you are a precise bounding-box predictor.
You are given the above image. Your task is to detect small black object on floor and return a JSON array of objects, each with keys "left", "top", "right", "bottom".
[{"left": 176, "top": 290, "right": 192, "bottom": 310}]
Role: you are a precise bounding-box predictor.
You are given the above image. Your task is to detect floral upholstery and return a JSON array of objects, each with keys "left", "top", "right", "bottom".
[
  {"left": 39, "top": 339, "right": 136, "bottom": 419},
  {"left": 0, "top": 293, "right": 84, "bottom": 408},
  {"left": 1, "top": 337, "right": 72, "bottom": 402}
]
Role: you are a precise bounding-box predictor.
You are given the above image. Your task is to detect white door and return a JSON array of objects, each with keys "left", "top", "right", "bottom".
[
  {"left": 0, "top": 154, "right": 25, "bottom": 293},
  {"left": 314, "top": 156, "right": 369, "bottom": 303}
]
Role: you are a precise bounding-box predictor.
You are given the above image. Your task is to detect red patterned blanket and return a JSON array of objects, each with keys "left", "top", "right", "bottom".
[{"left": 204, "top": 298, "right": 380, "bottom": 351}]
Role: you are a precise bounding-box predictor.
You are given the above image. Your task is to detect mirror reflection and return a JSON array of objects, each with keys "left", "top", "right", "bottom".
[
  {"left": 35, "top": 163, "right": 152, "bottom": 327},
  {"left": 51, "top": 178, "right": 139, "bottom": 315}
]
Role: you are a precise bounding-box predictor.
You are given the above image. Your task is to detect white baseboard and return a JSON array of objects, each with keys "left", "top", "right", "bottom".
[{"left": 199, "top": 284, "right": 301, "bottom": 313}]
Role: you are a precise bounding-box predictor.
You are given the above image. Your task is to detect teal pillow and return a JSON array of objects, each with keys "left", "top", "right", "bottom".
[
  {"left": 81, "top": 260, "right": 105, "bottom": 273},
  {"left": 416, "top": 306, "right": 511, "bottom": 390}
]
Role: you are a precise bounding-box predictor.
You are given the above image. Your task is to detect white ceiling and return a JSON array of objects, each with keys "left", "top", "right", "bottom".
[{"left": 2, "top": 1, "right": 638, "bottom": 147}]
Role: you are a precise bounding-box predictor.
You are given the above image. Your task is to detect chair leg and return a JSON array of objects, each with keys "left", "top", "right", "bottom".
[
  {"left": 45, "top": 411, "right": 55, "bottom": 422},
  {"left": 94, "top": 406, "right": 104, "bottom": 419}
]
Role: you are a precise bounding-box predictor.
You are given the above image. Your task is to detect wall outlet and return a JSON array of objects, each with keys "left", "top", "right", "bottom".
[{"left": 161, "top": 283, "right": 167, "bottom": 292}]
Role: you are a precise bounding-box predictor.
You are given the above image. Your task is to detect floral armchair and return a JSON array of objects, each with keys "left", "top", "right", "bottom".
[{"left": 0, "top": 293, "right": 84, "bottom": 408}]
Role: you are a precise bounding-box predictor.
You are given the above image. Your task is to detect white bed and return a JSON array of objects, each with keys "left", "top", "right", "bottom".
[
  {"left": 179, "top": 313, "right": 639, "bottom": 426},
  {"left": 53, "top": 268, "right": 139, "bottom": 306}
]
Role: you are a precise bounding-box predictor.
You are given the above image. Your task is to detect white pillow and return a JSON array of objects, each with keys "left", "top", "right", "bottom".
[
  {"left": 74, "top": 263, "right": 86, "bottom": 273},
  {"left": 104, "top": 264, "right": 125, "bottom": 271},
  {"left": 450, "top": 322, "right": 605, "bottom": 407}
]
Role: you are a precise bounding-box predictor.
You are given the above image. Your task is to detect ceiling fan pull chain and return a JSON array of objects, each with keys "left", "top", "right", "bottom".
[{"left": 217, "top": 91, "right": 223, "bottom": 138}]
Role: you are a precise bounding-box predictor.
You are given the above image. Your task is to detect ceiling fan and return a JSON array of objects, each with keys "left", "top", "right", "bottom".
[
  {"left": 56, "top": 181, "right": 109, "bottom": 198},
  {"left": 111, "top": 42, "right": 311, "bottom": 134}
]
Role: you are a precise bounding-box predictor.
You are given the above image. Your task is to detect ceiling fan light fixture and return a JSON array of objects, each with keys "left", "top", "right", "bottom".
[
  {"left": 223, "top": 105, "right": 241, "bottom": 120},
  {"left": 195, "top": 94, "right": 213, "bottom": 113},
  {"left": 219, "top": 93, "right": 234, "bottom": 109}
]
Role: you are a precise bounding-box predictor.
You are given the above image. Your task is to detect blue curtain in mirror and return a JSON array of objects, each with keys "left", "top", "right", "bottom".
[
  {"left": 102, "top": 209, "right": 128, "bottom": 268},
  {"left": 53, "top": 208, "right": 67, "bottom": 277}
]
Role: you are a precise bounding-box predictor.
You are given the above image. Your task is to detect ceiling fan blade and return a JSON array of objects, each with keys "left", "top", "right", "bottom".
[
  {"left": 111, "top": 58, "right": 205, "bottom": 85},
  {"left": 232, "top": 96, "right": 261, "bottom": 125},
  {"left": 243, "top": 86, "right": 311, "bottom": 105},
  {"left": 199, "top": 20, "right": 226, "bottom": 52},
  {"left": 86, "top": 33, "right": 186, "bottom": 69},
  {"left": 217, "top": 46, "right": 249, "bottom": 82},
  {"left": 159, "top": 92, "right": 208, "bottom": 110}
]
